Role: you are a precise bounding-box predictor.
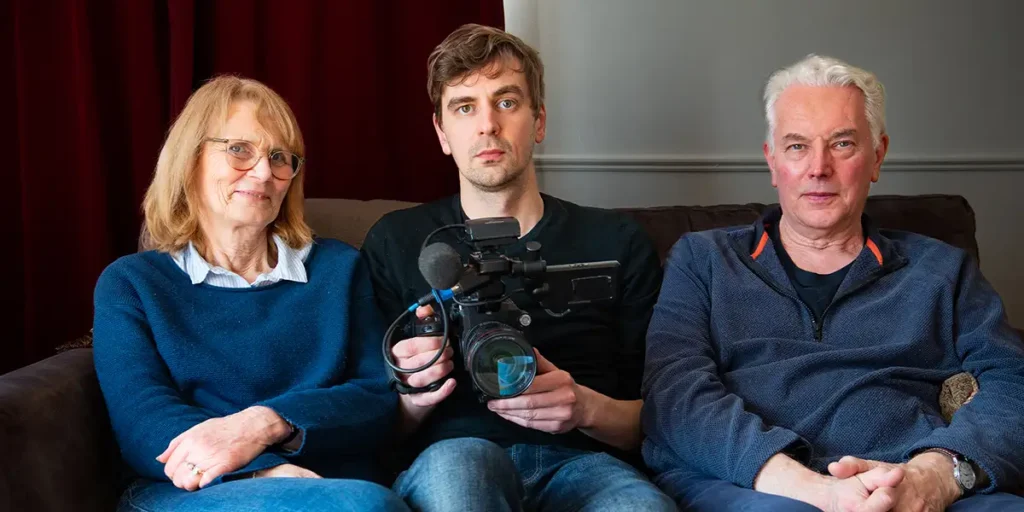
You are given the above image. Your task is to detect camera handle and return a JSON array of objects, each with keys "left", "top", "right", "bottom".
[
  {"left": 382, "top": 291, "right": 453, "bottom": 395},
  {"left": 392, "top": 377, "right": 447, "bottom": 395},
  {"left": 389, "top": 317, "right": 449, "bottom": 395}
]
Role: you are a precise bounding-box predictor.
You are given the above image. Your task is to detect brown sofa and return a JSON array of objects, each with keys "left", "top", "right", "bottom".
[{"left": 0, "top": 194, "right": 1015, "bottom": 511}]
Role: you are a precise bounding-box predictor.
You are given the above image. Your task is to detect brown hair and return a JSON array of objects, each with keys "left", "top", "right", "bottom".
[
  {"left": 427, "top": 23, "right": 545, "bottom": 124},
  {"left": 141, "top": 75, "right": 312, "bottom": 254}
]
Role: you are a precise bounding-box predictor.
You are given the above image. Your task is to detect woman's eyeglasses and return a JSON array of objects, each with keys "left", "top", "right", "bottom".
[{"left": 204, "top": 138, "right": 304, "bottom": 180}]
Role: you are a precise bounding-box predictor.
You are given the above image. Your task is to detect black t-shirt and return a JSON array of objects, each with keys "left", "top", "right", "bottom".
[
  {"left": 361, "top": 194, "right": 662, "bottom": 457},
  {"left": 769, "top": 223, "right": 852, "bottom": 320}
]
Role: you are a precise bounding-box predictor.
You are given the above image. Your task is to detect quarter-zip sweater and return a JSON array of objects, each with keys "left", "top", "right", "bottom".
[{"left": 641, "top": 206, "right": 1024, "bottom": 493}]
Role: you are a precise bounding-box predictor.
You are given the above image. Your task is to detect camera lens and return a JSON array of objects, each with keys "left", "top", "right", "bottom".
[{"left": 463, "top": 322, "right": 536, "bottom": 398}]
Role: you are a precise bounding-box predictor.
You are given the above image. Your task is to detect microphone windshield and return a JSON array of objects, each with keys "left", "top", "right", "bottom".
[{"left": 418, "top": 242, "right": 463, "bottom": 290}]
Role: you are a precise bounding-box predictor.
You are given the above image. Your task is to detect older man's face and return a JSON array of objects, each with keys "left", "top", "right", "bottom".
[{"left": 763, "top": 85, "right": 888, "bottom": 236}]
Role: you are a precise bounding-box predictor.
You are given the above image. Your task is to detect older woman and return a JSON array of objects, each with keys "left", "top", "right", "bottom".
[{"left": 92, "top": 76, "right": 408, "bottom": 511}]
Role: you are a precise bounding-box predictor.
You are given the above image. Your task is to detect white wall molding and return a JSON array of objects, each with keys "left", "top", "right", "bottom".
[{"left": 534, "top": 155, "right": 1024, "bottom": 173}]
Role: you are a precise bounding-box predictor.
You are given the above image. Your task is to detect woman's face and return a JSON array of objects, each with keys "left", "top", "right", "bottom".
[{"left": 197, "top": 101, "right": 293, "bottom": 233}]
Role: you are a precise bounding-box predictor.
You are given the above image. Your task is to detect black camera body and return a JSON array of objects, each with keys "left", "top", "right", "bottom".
[
  {"left": 388, "top": 217, "right": 619, "bottom": 402},
  {"left": 410, "top": 297, "right": 536, "bottom": 400}
]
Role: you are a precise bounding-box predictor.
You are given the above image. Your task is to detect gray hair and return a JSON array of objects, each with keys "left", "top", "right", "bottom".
[{"left": 764, "top": 54, "right": 886, "bottom": 153}]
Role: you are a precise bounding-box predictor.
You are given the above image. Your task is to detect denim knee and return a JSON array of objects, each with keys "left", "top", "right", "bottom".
[
  {"left": 394, "top": 438, "right": 522, "bottom": 512},
  {"left": 325, "top": 480, "right": 410, "bottom": 512},
  {"left": 118, "top": 477, "right": 410, "bottom": 512},
  {"left": 409, "top": 437, "right": 514, "bottom": 478}
]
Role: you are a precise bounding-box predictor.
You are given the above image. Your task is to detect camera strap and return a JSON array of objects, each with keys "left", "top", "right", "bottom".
[{"left": 389, "top": 375, "right": 447, "bottom": 395}]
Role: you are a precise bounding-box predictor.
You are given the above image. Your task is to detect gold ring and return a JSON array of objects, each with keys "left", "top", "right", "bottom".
[{"left": 186, "top": 462, "right": 203, "bottom": 476}]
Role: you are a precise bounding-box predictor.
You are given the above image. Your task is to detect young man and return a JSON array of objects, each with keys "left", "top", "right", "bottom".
[{"left": 361, "top": 24, "right": 675, "bottom": 512}]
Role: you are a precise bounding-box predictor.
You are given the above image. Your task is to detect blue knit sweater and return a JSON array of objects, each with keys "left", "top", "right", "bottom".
[
  {"left": 642, "top": 208, "right": 1024, "bottom": 493},
  {"left": 92, "top": 238, "right": 396, "bottom": 484}
]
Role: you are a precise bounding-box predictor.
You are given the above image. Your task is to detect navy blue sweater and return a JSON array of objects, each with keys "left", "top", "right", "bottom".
[
  {"left": 93, "top": 239, "right": 396, "bottom": 484},
  {"left": 642, "top": 208, "right": 1024, "bottom": 492}
]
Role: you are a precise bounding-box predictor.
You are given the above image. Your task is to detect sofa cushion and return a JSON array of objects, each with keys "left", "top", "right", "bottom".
[
  {"left": 304, "top": 194, "right": 979, "bottom": 265},
  {"left": 0, "top": 349, "right": 122, "bottom": 511},
  {"left": 616, "top": 194, "right": 979, "bottom": 264},
  {"left": 305, "top": 198, "right": 419, "bottom": 250}
]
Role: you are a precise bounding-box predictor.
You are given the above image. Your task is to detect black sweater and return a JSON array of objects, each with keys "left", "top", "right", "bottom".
[{"left": 361, "top": 194, "right": 662, "bottom": 457}]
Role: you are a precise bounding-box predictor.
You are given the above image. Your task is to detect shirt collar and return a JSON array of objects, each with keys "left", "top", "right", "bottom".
[
  {"left": 259, "top": 234, "right": 310, "bottom": 285},
  {"left": 172, "top": 234, "right": 311, "bottom": 287}
]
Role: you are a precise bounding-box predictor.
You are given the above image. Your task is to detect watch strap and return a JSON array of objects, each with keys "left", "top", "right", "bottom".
[{"left": 921, "top": 448, "right": 972, "bottom": 496}]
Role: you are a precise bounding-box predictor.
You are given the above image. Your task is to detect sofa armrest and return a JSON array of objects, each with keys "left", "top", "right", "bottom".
[{"left": 0, "top": 348, "right": 120, "bottom": 512}]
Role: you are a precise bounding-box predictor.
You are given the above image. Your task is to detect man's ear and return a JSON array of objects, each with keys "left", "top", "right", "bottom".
[
  {"left": 433, "top": 113, "right": 452, "bottom": 155},
  {"left": 534, "top": 104, "right": 547, "bottom": 143},
  {"left": 871, "top": 133, "right": 889, "bottom": 183},
  {"left": 764, "top": 142, "right": 779, "bottom": 188}
]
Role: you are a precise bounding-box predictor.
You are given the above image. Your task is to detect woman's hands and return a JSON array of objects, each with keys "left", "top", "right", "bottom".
[{"left": 156, "top": 406, "right": 292, "bottom": 490}]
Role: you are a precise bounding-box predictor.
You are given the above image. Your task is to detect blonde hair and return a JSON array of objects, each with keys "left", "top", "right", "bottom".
[{"left": 142, "top": 75, "right": 312, "bottom": 254}]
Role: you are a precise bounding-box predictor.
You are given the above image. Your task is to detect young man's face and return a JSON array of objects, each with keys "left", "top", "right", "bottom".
[{"left": 434, "top": 58, "right": 546, "bottom": 192}]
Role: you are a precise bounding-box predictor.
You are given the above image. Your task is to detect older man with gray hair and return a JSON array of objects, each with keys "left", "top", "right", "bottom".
[{"left": 641, "top": 54, "right": 1024, "bottom": 511}]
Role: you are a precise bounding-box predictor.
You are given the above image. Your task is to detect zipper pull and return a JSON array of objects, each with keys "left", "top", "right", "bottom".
[{"left": 813, "top": 319, "right": 823, "bottom": 341}]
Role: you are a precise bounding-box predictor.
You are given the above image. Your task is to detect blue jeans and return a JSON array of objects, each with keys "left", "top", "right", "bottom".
[
  {"left": 119, "top": 476, "right": 411, "bottom": 512},
  {"left": 654, "top": 467, "right": 1024, "bottom": 511},
  {"left": 393, "top": 437, "right": 677, "bottom": 512}
]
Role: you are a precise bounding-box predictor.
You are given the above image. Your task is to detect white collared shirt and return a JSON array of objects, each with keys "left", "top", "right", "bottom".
[{"left": 172, "top": 234, "right": 312, "bottom": 288}]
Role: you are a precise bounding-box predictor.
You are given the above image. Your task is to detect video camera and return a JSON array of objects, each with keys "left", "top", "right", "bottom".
[{"left": 382, "top": 217, "right": 620, "bottom": 401}]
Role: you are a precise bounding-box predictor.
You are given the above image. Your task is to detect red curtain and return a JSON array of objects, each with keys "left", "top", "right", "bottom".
[{"left": 3, "top": 0, "right": 504, "bottom": 374}]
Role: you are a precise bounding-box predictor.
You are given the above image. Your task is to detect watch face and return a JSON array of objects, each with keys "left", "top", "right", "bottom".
[{"left": 957, "top": 461, "right": 977, "bottom": 490}]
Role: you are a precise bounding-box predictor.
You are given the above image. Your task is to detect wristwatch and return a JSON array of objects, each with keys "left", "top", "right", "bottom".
[{"left": 924, "top": 448, "right": 977, "bottom": 496}]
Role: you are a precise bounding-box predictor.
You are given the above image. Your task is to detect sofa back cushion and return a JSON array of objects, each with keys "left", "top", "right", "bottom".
[{"left": 303, "top": 194, "right": 979, "bottom": 263}]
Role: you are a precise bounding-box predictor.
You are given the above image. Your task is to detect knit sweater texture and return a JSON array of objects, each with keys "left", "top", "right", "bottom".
[
  {"left": 93, "top": 238, "right": 396, "bottom": 484},
  {"left": 642, "top": 207, "right": 1024, "bottom": 492}
]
